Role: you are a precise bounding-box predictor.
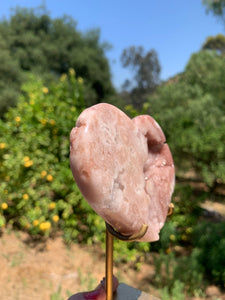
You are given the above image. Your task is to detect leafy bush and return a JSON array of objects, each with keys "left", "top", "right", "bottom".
[
  {"left": 154, "top": 250, "right": 205, "bottom": 297},
  {"left": 150, "top": 183, "right": 204, "bottom": 253},
  {"left": 0, "top": 70, "right": 85, "bottom": 238},
  {"left": 153, "top": 220, "right": 225, "bottom": 296},
  {"left": 161, "top": 280, "right": 185, "bottom": 300},
  {"left": 193, "top": 221, "right": 225, "bottom": 287},
  {"left": 147, "top": 51, "right": 225, "bottom": 187}
]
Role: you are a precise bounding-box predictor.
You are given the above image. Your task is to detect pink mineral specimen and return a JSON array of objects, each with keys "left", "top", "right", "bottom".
[{"left": 70, "top": 103, "right": 175, "bottom": 242}]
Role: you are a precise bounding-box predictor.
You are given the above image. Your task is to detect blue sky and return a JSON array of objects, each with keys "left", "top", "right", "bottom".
[{"left": 1, "top": 0, "right": 224, "bottom": 89}]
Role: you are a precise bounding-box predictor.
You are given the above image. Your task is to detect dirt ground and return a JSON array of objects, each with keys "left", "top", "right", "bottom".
[
  {"left": 0, "top": 229, "right": 224, "bottom": 300},
  {"left": 0, "top": 229, "right": 159, "bottom": 300}
]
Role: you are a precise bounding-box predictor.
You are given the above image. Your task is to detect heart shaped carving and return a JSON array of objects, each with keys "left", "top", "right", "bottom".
[{"left": 70, "top": 103, "right": 175, "bottom": 241}]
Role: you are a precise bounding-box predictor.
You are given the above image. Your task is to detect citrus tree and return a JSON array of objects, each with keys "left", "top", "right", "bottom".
[{"left": 0, "top": 70, "right": 90, "bottom": 239}]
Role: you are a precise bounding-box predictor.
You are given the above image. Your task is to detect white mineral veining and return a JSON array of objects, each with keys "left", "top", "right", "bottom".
[{"left": 70, "top": 103, "right": 175, "bottom": 242}]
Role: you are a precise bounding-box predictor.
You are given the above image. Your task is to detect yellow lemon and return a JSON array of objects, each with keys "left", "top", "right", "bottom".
[
  {"left": 42, "top": 87, "right": 49, "bottom": 94},
  {"left": 1, "top": 203, "right": 8, "bottom": 210},
  {"left": 23, "top": 194, "right": 29, "bottom": 200},
  {"left": 39, "top": 221, "right": 51, "bottom": 231},
  {"left": 41, "top": 170, "right": 47, "bottom": 177},
  {"left": 24, "top": 160, "right": 33, "bottom": 168},
  {"left": 49, "top": 202, "right": 56, "bottom": 210},
  {"left": 15, "top": 116, "right": 21, "bottom": 122},
  {"left": 33, "top": 220, "right": 39, "bottom": 226},
  {"left": 0, "top": 143, "right": 6, "bottom": 149},
  {"left": 46, "top": 174, "right": 53, "bottom": 182},
  {"left": 52, "top": 215, "right": 59, "bottom": 223}
]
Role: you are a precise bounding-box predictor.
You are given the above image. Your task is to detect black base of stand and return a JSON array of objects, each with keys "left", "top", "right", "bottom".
[{"left": 114, "top": 283, "right": 161, "bottom": 300}]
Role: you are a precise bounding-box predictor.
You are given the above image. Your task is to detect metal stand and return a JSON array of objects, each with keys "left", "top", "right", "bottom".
[
  {"left": 105, "top": 223, "right": 148, "bottom": 300},
  {"left": 106, "top": 228, "right": 114, "bottom": 300}
]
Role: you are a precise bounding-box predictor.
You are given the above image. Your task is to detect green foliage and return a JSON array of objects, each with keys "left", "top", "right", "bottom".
[
  {"left": 0, "top": 36, "right": 23, "bottom": 115},
  {"left": 0, "top": 71, "right": 85, "bottom": 236},
  {"left": 193, "top": 221, "right": 225, "bottom": 287},
  {"left": 203, "top": 0, "right": 225, "bottom": 18},
  {"left": 147, "top": 50, "right": 225, "bottom": 186},
  {"left": 154, "top": 221, "right": 225, "bottom": 296},
  {"left": 161, "top": 280, "right": 185, "bottom": 300},
  {"left": 113, "top": 239, "right": 150, "bottom": 266},
  {"left": 0, "top": 6, "right": 116, "bottom": 115},
  {"left": 152, "top": 184, "right": 203, "bottom": 251},
  {"left": 202, "top": 34, "right": 225, "bottom": 54},
  {"left": 154, "top": 250, "right": 204, "bottom": 297}
]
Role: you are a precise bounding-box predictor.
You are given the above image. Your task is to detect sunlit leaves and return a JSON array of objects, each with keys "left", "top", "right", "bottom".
[
  {"left": 0, "top": 71, "right": 85, "bottom": 235},
  {"left": 147, "top": 50, "right": 225, "bottom": 186}
]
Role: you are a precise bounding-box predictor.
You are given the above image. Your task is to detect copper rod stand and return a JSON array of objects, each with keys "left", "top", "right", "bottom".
[{"left": 106, "top": 227, "right": 114, "bottom": 300}]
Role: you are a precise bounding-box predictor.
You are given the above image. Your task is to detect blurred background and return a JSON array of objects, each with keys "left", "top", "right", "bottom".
[{"left": 0, "top": 1, "right": 224, "bottom": 299}]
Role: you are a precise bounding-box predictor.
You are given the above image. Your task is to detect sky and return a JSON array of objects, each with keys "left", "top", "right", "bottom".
[{"left": 0, "top": 0, "right": 224, "bottom": 90}]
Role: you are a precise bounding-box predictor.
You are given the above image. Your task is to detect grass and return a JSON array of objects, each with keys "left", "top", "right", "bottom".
[
  {"left": 77, "top": 267, "right": 97, "bottom": 291},
  {"left": 2, "top": 251, "right": 24, "bottom": 267},
  {"left": 50, "top": 286, "right": 73, "bottom": 300}
]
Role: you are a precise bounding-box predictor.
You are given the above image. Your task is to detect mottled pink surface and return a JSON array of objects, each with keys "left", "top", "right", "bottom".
[{"left": 70, "top": 103, "right": 175, "bottom": 242}]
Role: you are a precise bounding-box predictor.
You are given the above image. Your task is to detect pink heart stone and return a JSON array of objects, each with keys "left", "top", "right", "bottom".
[{"left": 70, "top": 103, "right": 175, "bottom": 242}]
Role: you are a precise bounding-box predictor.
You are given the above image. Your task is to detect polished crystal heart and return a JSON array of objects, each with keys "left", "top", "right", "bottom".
[{"left": 70, "top": 103, "right": 175, "bottom": 241}]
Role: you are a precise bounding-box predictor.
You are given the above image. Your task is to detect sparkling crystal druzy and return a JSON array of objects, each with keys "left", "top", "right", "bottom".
[{"left": 70, "top": 103, "right": 175, "bottom": 242}]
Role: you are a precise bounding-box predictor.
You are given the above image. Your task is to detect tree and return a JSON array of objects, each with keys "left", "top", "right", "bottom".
[
  {"left": 202, "top": 34, "right": 225, "bottom": 54},
  {"left": 120, "top": 46, "right": 161, "bottom": 108},
  {"left": 203, "top": 0, "right": 225, "bottom": 19},
  {"left": 0, "top": 36, "right": 23, "bottom": 115},
  {"left": 0, "top": 6, "right": 115, "bottom": 115},
  {"left": 146, "top": 50, "right": 225, "bottom": 187}
]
